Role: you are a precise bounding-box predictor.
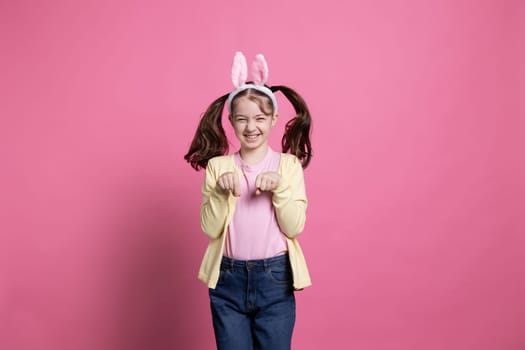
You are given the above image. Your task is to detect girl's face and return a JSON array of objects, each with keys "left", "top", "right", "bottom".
[{"left": 230, "top": 96, "right": 277, "bottom": 153}]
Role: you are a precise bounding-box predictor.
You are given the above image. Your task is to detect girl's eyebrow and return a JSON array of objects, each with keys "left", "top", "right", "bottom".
[{"left": 233, "top": 113, "right": 268, "bottom": 118}]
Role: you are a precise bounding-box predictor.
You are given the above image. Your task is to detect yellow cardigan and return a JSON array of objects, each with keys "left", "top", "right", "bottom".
[{"left": 198, "top": 153, "right": 312, "bottom": 290}]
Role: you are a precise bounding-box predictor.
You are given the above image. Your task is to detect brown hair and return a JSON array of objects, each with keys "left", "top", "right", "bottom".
[
  {"left": 231, "top": 88, "right": 273, "bottom": 116},
  {"left": 184, "top": 85, "right": 312, "bottom": 170}
]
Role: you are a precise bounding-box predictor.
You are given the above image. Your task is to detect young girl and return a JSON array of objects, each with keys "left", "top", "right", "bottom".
[{"left": 184, "top": 51, "right": 312, "bottom": 350}]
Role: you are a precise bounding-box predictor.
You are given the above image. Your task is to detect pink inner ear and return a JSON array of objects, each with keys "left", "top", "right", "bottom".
[
  {"left": 231, "top": 52, "right": 248, "bottom": 88},
  {"left": 251, "top": 54, "right": 269, "bottom": 85}
]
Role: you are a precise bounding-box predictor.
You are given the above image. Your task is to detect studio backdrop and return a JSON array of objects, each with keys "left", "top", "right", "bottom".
[{"left": 2, "top": 0, "right": 524, "bottom": 349}]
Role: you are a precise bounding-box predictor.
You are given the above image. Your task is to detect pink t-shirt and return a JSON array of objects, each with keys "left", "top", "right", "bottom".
[{"left": 223, "top": 148, "right": 288, "bottom": 260}]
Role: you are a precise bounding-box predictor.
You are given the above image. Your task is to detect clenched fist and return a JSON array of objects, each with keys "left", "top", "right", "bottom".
[
  {"left": 255, "top": 171, "right": 281, "bottom": 195},
  {"left": 217, "top": 172, "right": 241, "bottom": 197}
]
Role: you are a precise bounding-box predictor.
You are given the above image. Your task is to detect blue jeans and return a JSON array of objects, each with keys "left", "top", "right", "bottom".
[{"left": 209, "top": 254, "right": 296, "bottom": 350}]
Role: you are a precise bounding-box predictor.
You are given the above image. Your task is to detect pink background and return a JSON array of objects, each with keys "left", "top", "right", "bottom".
[{"left": 2, "top": 0, "right": 524, "bottom": 349}]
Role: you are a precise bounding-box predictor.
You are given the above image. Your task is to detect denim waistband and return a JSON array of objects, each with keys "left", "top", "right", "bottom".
[{"left": 221, "top": 253, "right": 289, "bottom": 269}]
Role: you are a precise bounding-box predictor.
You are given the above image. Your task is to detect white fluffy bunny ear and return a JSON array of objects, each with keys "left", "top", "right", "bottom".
[
  {"left": 251, "top": 54, "right": 269, "bottom": 85},
  {"left": 231, "top": 51, "right": 248, "bottom": 88}
]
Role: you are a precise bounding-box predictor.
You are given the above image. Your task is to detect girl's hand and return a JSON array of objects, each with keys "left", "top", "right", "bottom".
[
  {"left": 217, "top": 172, "right": 241, "bottom": 197},
  {"left": 255, "top": 172, "right": 281, "bottom": 195}
]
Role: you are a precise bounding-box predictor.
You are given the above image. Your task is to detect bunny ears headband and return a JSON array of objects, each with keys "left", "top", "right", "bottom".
[{"left": 227, "top": 51, "right": 278, "bottom": 114}]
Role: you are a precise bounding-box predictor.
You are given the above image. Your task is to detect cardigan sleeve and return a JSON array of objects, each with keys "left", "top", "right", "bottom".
[
  {"left": 200, "top": 159, "right": 230, "bottom": 239},
  {"left": 272, "top": 155, "right": 308, "bottom": 238}
]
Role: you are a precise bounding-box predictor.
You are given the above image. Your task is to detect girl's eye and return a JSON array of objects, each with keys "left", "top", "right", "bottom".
[{"left": 257, "top": 118, "right": 266, "bottom": 122}]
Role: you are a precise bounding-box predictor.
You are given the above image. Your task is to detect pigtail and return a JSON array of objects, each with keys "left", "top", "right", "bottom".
[
  {"left": 184, "top": 94, "right": 229, "bottom": 170},
  {"left": 271, "top": 85, "right": 313, "bottom": 168}
]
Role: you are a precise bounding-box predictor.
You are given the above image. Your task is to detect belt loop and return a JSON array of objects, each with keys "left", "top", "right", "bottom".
[
  {"left": 230, "top": 257, "right": 234, "bottom": 270},
  {"left": 264, "top": 258, "right": 268, "bottom": 271}
]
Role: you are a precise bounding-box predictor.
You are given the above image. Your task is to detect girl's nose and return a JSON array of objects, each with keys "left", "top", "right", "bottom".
[{"left": 246, "top": 118, "right": 256, "bottom": 131}]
